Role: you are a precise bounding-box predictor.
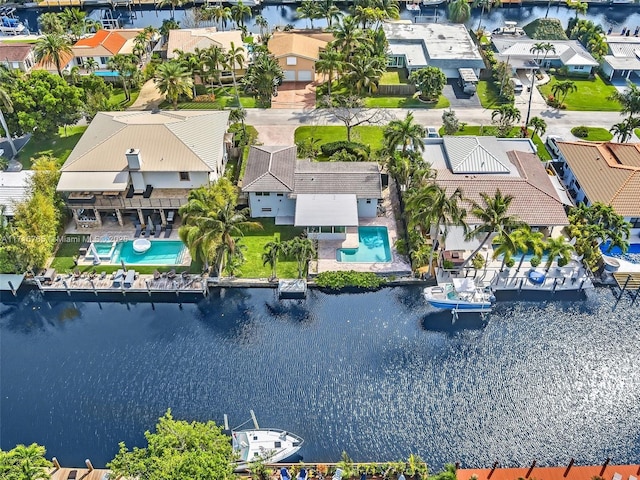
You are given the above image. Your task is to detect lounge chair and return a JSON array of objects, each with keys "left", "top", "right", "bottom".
[
  {"left": 67, "top": 470, "right": 78, "bottom": 480},
  {"left": 134, "top": 224, "right": 142, "bottom": 238},
  {"left": 154, "top": 270, "right": 161, "bottom": 280},
  {"left": 332, "top": 469, "right": 344, "bottom": 480},
  {"left": 154, "top": 225, "right": 163, "bottom": 238},
  {"left": 297, "top": 468, "right": 308, "bottom": 480},
  {"left": 144, "top": 223, "right": 153, "bottom": 237},
  {"left": 164, "top": 224, "right": 173, "bottom": 238},
  {"left": 167, "top": 210, "right": 175, "bottom": 223},
  {"left": 100, "top": 271, "right": 107, "bottom": 280},
  {"left": 280, "top": 468, "right": 291, "bottom": 480},
  {"left": 613, "top": 474, "right": 623, "bottom": 480},
  {"left": 124, "top": 270, "right": 135, "bottom": 288},
  {"left": 167, "top": 269, "right": 176, "bottom": 279}
]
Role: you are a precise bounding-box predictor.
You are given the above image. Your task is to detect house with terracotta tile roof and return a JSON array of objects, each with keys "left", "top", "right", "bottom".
[
  {"left": 421, "top": 136, "right": 570, "bottom": 253},
  {"left": 33, "top": 50, "right": 74, "bottom": 75},
  {"left": 268, "top": 31, "right": 332, "bottom": 82},
  {"left": 71, "top": 29, "right": 147, "bottom": 77},
  {"left": 0, "top": 42, "right": 36, "bottom": 73},
  {"left": 56, "top": 110, "right": 230, "bottom": 229},
  {"left": 555, "top": 140, "right": 640, "bottom": 237}
]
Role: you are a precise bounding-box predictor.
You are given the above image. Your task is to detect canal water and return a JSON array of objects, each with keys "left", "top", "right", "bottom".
[
  {"left": 12, "top": 3, "right": 640, "bottom": 35},
  {"left": 1, "top": 286, "right": 638, "bottom": 468}
]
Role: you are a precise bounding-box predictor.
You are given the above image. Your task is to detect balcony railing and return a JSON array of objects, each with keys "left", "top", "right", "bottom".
[{"left": 65, "top": 195, "right": 187, "bottom": 209}]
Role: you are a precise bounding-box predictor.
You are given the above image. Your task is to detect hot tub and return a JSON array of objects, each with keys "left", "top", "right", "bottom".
[{"left": 132, "top": 238, "right": 152, "bottom": 254}]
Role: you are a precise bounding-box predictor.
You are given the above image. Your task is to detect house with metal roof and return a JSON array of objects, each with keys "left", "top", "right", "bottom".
[
  {"left": 601, "top": 34, "right": 640, "bottom": 82},
  {"left": 492, "top": 38, "right": 598, "bottom": 75},
  {"left": 382, "top": 22, "right": 485, "bottom": 78},
  {"left": 241, "top": 145, "right": 382, "bottom": 239},
  {"left": 0, "top": 170, "right": 34, "bottom": 218},
  {"left": 555, "top": 141, "right": 640, "bottom": 238},
  {"left": 56, "top": 110, "right": 230, "bottom": 229},
  {"left": 421, "top": 136, "right": 570, "bottom": 252}
]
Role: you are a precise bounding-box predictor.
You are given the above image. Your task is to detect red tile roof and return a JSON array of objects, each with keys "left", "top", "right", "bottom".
[
  {"left": 74, "top": 30, "right": 127, "bottom": 55},
  {"left": 0, "top": 43, "right": 33, "bottom": 62}
]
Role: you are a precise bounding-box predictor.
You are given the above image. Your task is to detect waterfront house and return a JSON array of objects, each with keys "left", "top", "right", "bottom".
[
  {"left": 71, "top": 29, "right": 151, "bottom": 77},
  {"left": 56, "top": 110, "right": 230, "bottom": 229},
  {"left": 382, "top": 22, "right": 485, "bottom": 78},
  {"left": 241, "top": 145, "right": 382, "bottom": 239},
  {"left": 33, "top": 50, "right": 74, "bottom": 75},
  {"left": 0, "top": 170, "right": 34, "bottom": 219},
  {"left": 602, "top": 34, "right": 640, "bottom": 82},
  {"left": 421, "top": 137, "right": 570, "bottom": 259},
  {"left": 267, "top": 31, "right": 332, "bottom": 82},
  {"left": 555, "top": 141, "right": 640, "bottom": 238},
  {"left": 492, "top": 38, "right": 598, "bottom": 75},
  {"left": 0, "top": 42, "right": 36, "bottom": 73}
]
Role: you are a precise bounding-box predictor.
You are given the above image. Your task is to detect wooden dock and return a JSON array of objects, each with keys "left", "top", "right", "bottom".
[
  {"left": 458, "top": 463, "right": 640, "bottom": 480},
  {"left": 50, "top": 467, "right": 109, "bottom": 480}
]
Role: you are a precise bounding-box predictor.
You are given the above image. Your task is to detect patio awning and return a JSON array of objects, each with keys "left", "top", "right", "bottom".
[
  {"left": 294, "top": 194, "right": 358, "bottom": 227},
  {"left": 0, "top": 273, "right": 25, "bottom": 292},
  {"left": 57, "top": 171, "right": 129, "bottom": 192},
  {"left": 444, "top": 226, "right": 485, "bottom": 251}
]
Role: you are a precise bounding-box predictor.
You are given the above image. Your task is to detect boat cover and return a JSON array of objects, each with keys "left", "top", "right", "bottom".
[{"left": 453, "top": 277, "right": 477, "bottom": 293}]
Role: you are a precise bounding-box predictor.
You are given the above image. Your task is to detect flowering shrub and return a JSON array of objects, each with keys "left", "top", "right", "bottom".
[{"left": 194, "top": 94, "right": 216, "bottom": 103}]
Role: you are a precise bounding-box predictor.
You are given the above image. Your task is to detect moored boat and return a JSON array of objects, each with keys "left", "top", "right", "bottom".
[
  {"left": 0, "top": 8, "right": 26, "bottom": 35},
  {"left": 423, "top": 278, "right": 494, "bottom": 311},
  {"left": 232, "top": 428, "right": 304, "bottom": 471}
]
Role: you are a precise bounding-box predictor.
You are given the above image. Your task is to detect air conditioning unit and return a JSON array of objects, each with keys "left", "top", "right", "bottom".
[{"left": 531, "top": 227, "right": 540, "bottom": 233}]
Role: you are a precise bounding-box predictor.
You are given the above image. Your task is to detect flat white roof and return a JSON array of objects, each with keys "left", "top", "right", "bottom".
[
  {"left": 294, "top": 194, "right": 358, "bottom": 227},
  {"left": 0, "top": 170, "right": 34, "bottom": 216},
  {"left": 57, "top": 171, "right": 129, "bottom": 192}
]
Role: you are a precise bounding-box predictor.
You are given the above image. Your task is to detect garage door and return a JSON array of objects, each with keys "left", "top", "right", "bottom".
[
  {"left": 283, "top": 70, "right": 296, "bottom": 82},
  {"left": 297, "top": 70, "right": 313, "bottom": 81},
  {"left": 441, "top": 68, "right": 459, "bottom": 79}
]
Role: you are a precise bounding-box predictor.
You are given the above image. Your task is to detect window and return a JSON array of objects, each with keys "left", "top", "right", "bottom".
[
  {"left": 286, "top": 56, "right": 297, "bottom": 66},
  {"left": 574, "top": 65, "right": 584, "bottom": 70},
  {"left": 277, "top": 193, "right": 284, "bottom": 197},
  {"left": 629, "top": 217, "right": 640, "bottom": 228},
  {"left": 366, "top": 199, "right": 372, "bottom": 204},
  {"left": 100, "top": 57, "right": 108, "bottom": 65},
  {"left": 334, "top": 226, "right": 346, "bottom": 233},
  {"left": 76, "top": 57, "right": 83, "bottom": 66},
  {"left": 321, "top": 226, "right": 333, "bottom": 233},
  {"left": 255, "top": 192, "right": 270, "bottom": 196},
  {"left": 179, "top": 172, "right": 190, "bottom": 181},
  {"left": 261, "top": 207, "right": 272, "bottom": 212}
]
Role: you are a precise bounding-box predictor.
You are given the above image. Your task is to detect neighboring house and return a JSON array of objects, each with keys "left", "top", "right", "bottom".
[
  {"left": 602, "top": 34, "right": 640, "bottom": 81},
  {"left": 421, "top": 136, "right": 570, "bottom": 254},
  {"left": 241, "top": 145, "right": 382, "bottom": 239},
  {"left": 492, "top": 38, "right": 599, "bottom": 75},
  {"left": 0, "top": 42, "right": 36, "bottom": 73},
  {"left": 0, "top": 170, "right": 34, "bottom": 219},
  {"left": 555, "top": 141, "right": 640, "bottom": 238},
  {"left": 71, "top": 29, "right": 146, "bottom": 76},
  {"left": 382, "top": 22, "right": 485, "bottom": 78},
  {"left": 56, "top": 110, "right": 230, "bottom": 228},
  {"left": 33, "top": 50, "right": 74, "bottom": 75},
  {"left": 268, "top": 31, "right": 332, "bottom": 82}
]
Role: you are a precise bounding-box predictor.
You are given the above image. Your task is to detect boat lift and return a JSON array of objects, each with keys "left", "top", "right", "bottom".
[
  {"left": 224, "top": 409, "right": 260, "bottom": 432},
  {"left": 451, "top": 305, "right": 492, "bottom": 322}
]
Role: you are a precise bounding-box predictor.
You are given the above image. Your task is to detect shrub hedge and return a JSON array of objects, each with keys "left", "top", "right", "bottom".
[
  {"left": 315, "top": 271, "right": 386, "bottom": 290},
  {"left": 571, "top": 126, "right": 589, "bottom": 138},
  {"left": 320, "top": 141, "right": 370, "bottom": 160}
]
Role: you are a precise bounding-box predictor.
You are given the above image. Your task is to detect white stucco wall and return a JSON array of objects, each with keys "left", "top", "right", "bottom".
[
  {"left": 248, "top": 193, "right": 295, "bottom": 218},
  {"left": 357, "top": 199, "right": 377, "bottom": 218},
  {"left": 138, "top": 171, "right": 210, "bottom": 189}
]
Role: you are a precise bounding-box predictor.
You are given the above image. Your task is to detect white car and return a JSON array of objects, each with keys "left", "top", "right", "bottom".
[{"left": 426, "top": 126, "right": 440, "bottom": 138}]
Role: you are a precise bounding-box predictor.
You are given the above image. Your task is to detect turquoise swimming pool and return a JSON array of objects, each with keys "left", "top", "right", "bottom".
[
  {"left": 92, "top": 241, "right": 187, "bottom": 266},
  {"left": 336, "top": 226, "right": 392, "bottom": 263}
]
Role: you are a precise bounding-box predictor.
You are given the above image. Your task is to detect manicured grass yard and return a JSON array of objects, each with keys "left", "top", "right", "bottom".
[
  {"left": 379, "top": 69, "right": 409, "bottom": 85},
  {"left": 364, "top": 95, "right": 449, "bottom": 109},
  {"left": 294, "top": 126, "right": 385, "bottom": 157},
  {"left": 477, "top": 80, "right": 511, "bottom": 108},
  {"left": 572, "top": 126, "right": 614, "bottom": 142},
  {"left": 177, "top": 86, "right": 256, "bottom": 109},
  {"left": 239, "top": 219, "right": 304, "bottom": 278},
  {"left": 109, "top": 88, "right": 140, "bottom": 108},
  {"left": 17, "top": 126, "right": 88, "bottom": 168},
  {"left": 538, "top": 74, "right": 620, "bottom": 111}
]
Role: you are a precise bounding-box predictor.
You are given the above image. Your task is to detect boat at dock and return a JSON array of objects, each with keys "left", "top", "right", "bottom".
[
  {"left": 423, "top": 278, "right": 495, "bottom": 311},
  {"left": 229, "top": 411, "right": 304, "bottom": 472},
  {"left": 0, "top": 7, "right": 27, "bottom": 35}
]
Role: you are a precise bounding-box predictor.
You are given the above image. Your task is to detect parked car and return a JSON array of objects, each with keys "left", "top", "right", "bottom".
[
  {"left": 546, "top": 135, "right": 564, "bottom": 158},
  {"left": 510, "top": 77, "right": 524, "bottom": 94},
  {"left": 426, "top": 126, "right": 440, "bottom": 138}
]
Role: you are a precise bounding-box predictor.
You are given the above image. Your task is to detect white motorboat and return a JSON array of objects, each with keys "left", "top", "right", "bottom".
[
  {"left": 423, "top": 278, "right": 494, "bottom": 311},
  {"left": 406, "top": 2, "right": 421, "bottom": 11},
  {"left": 232, "top": 428, "right": 303, "bottom": 471},
  {"left": 0, "top": 8, "right": 26, "bottom": 35},
  {"left": 492, "top": 21, "right": 525, "bottom": 37}
]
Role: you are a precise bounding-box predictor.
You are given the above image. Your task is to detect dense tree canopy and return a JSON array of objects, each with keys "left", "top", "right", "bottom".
[
  {"left": 107, "top": 409, "right": 236, "bottom": 480},
  {"left": 5, "top": 71, "right": 83, "bottom": 139},
  {"left": 0, "top": 443, "right": 52, "bottom": 480}
]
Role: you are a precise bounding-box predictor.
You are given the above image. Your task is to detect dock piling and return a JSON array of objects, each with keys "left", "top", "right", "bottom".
[
  {"left": 62, "top": 280, "right": 71, "bottom": 297},
  {"left": 52, "top": 457, "right": 60, "bottom": 469},
  {"left": 564, "top": 458, "right": 574, "bottom": 477},
  {"left": 488, "top": 461, "right": 499, "bottom": 479},
  {"left": 86, "top": 459, "right": 94, "bottom": 471},
  {"left": 599, "top": 458, "right": 611, "bottom": 477},
  {"left": 90, "top": 279, "right": 97, "bottom": 296},
  {"left": 526, "top": 460, "right": 537, "bottom": 478}
]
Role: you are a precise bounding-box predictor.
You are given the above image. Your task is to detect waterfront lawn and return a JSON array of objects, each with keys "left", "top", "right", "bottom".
[
  {"left": 477, "top": 80, "right": 511, "bottom": 108},
  {"left": 538, "top": 75, "right": 620, "bottom": 111},
  {"left": 573, "top": 127, "right": 614, "bottom": 142},
  {"left": 364, "top": 95, "right": 449, "bottom": 109},
  {"left": 17, "top": 126, "right": 88, "bottom": 168},
  {"left": 294, "top": 126, "right": 385, "bottom": 159},
  {"left": 239, "top": 219, "right": 304, "bottom": 278}
]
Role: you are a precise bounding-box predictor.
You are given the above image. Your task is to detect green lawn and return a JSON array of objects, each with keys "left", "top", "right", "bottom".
[
  {"left": 109, "top": 88, "right": 140, "bottom": 108},
  {"left": 17, "top": 126, "right": 88, "bottom": 168},
  {"left": 572, "top": 127, "right": 614, "bottom": 142},
  {"left": 538, "top": 74, "right": 620, "bottom": 111},
  {"left": 379, "top": 69, "right": 409, "bottom": 85},
  {"left": 635, "top": 128, "right": 640, "bottom": 139},
  {"left": 443, "top": 125, "right": 551, "bottom": 161},
  {"left": 294, "top": 126, "right": 385, "bottom": 157},
  {"left": 364, "top": 95, "right": 450, "bottom": 109},
  {"left": 239, "top": 219, "right": 304, "bottom": 278},
  {"left": 50, "top": 235, "right": 199, "bottom": 274},
  {"left": 176, "top": 86, "right": 256, "bottom": 109},
  {"left": 477, "top": 80, "right": 511, "bottom": 108}
]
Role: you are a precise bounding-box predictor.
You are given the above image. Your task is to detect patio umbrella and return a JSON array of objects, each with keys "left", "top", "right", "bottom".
[
  {"left": 121, "top": 259, "right": 127, "bottom": 272},
  {"left": 90, "top": 243, "right": 101, "bottom": 265}
]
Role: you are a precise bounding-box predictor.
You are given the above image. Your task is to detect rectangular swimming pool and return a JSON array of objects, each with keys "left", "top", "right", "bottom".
[
  {"left": 92, "top": 241, "right": 187, "bottom": 266},
  {"left": 336, "top": 226, "right": 392, "bottom": 263}
]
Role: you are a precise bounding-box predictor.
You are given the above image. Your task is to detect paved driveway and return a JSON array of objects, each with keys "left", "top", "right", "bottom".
[
  {"left": 443, "top": 80, "right": 481, "bottom": 109},
  {"left": 271, "top": 82, "right": 316, "bottom": 109}
]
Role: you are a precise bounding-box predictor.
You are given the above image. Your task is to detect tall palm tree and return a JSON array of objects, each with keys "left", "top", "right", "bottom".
[
  {"left": 475, "top": 0, "right": 498, "bottom": 32},
  {"left": 296, "top": 0, "right": 319, "bottom": 29},
  {"left": 571, "top": 0, "right": 588, "bottom": 22},
  {"left": 608, "top": 82, "right": 640, "bottom": 121},
  {"left": 491, "top": 104, "right": 521, "bottom": 136},
  {"left": 544, "top": 236, "right": 575, "bottom": 272},
  {"left": 610, "top": 117, "right": 640, "bottom": 143},
  {"left": 511, "top": 225, "right": 545, "bottom": 273},
  {"left": 175, "top": 50, "right": 203, "bottom": 98},
  {"left": 316, "top": 45, "right": 344, "bottom": 96},
  {"left": 154, "top": 61, "right": 194, "bottom": 110},
  {"left": 448, "top": 0, "right": 471, "bottom": 24},
  {"left": 286, "top": 237, "right": 315, "bottom": 279},
  {"left": 230, "top": 0, "right": 252, "bottom": 32},
  {"left": 372, "top": 0, "right": 400, "bottom": 20},
  {"left": 5, "top": 443, "right": 52, "bottom": 480},
  {"left": 551, "top": 80, "right": 577, "bottom": 108},
  {"left": 331, "top": 16, "right": 363, "bottom": 59},
  {"left": 539, "top": 42, "right": 556, "bottom": 66},
  {"left": 383, "top": 112, "right": 426, "bottom": 155},
  {"left": 0, "top": 69, "right": 17, "bottom": 158},
  {"left": 528, "top": 116, "right": 547, "bottom": 138},
  {"left": 34, "top": 33, "right": 72, "bottom": 77},
  {"left": 212, "top": 5, "right": 231, "bottom": 31},
  {"left": 492, "top": 233, "right": 519, "bottom": 272},
  {"left": 254, "top": 14, "right": 269, "bottom": 38},
  {"left": 224, "top": 42, "right": 245, "bottom": 107},
  {"left": 406, "top": 184, "right": 467, "bottom": 277},
  {"left": 107, "top": 54, "right": 137, "bottom": 102},
  {"left": 83, "top": 57, "right": 98, "bottom": 73},
  {"left": 262, "top": 238, "right": 285, "bottom": 279},
  {"left": 201, "top": 44, "right": 225, "bottom": 88},
  {"left": 157, "top": 0, "right": 184, "bottom": 19},
  {"left": 462, "top": 190, "right": 522, "bottom": 268},
  {"left": 345, "top": 55, "right": 384, "bottom": 95},
  {"left": 316, "top": 0, "right": 342, "bottom": 27}
]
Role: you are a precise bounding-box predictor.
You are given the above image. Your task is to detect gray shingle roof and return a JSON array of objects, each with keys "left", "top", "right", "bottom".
[{"left": 242, "top": 146, "right": 297, "bottom": 192}]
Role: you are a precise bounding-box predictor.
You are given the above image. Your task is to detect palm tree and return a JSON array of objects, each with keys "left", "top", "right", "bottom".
[
  {"left": 610, "top": 117, "right": 640, "bottom": 143},
  {"left": 511, "top": 225, "right": 545, "bottom": 273},
  {"left": 374, "top": 0, "right": 400, "bottom": 20},
  {"left": 331, "top": 16, "right": 364, "bottom": 59},
  {"left": 154, "top": 60, "right": 194, "bottom": 109},
  {"left": 552, "top": 80, "right": 577, "bottom": 107},
  {"left": 0, "top": 70, "right": 17, "bottom": 158},
  {"left": 5, "top": 443, "right": 52, "bottom": 480},
  {"left": 383, "top": 112, "right": 426, "bottom": 155},
  {"left": 316, "top": 0, "right": 342, "bottom": 27},
  {"left": 528, "top": 116, "right": 547, "bottom": 138},
  {"left": 544, "top": 236, "right": 575, "bottom": 272},
  {"left": 530, "top": 42, "right": 546, "bottom": 65},
  {"left": 539, "top": 42, "right": 556, "bottom": 66},
  {"left": 491, "top": 104, "right": 521, "bottom": 136},
  {"left": 345, "top": 55, "right": 384, "bottom": 95},
  {"left": 175, "top": 50, "right": 202, "bottom": 98},
  {"left": 462, "top": 190, "right": 522, "bottom": 268},
  {"left": 608, "top": 82, "right": 640, "bottom": 121},
  {"left": 316, "top": 46, "right": 344, "bottom": 96},
  {"left": 475, "top": 0, "right": 498, "bottom": 32},
  {"left": 157, "top": 0, "right": 184, "bottom": 19},
  {"left": 296, "top": 0, "right": 319, "bottom": 29},
  {"left": 448, "top": 0, "right": 471, "bottom": 23},
  {"left": 571, "top": 0, "right": 588, "bottom": 22},
  {"left": 406, "top": 184, "right": 467, "bottom": 277},
  {"left": 212, "top": 5, "right": 231, "bottom": 31},
  {"left": 83, "top": 57, "right": 98, "bottom": 73},
  {"left": 262, "top": 238, "right": 286, "bottom": 279},
  {"left": 492, "top": 233, "right": 518, "bottom": 272},
  {"left": 286, "top": 237, "right": 315, "bottom": 279},
  {"left": 230, "top": 0, "right": 252, "bottom": 32},
  {"left": 107, "top": 54, "right": 137, "bottom": 102},
  {"left": 211, "top": 203, "right": 261, "bottom": 278},
  {"left": 254, "top": 15, "right": 269, "bottom": 38},
  {"left": 224, "top": 42, "right": 245, "bottom": 107},
  {"left": 34, "top": 33, "right": 72, "bottom": 77},
  {"left": 201, "top": 44, "right": 225, "bottom": 88}
]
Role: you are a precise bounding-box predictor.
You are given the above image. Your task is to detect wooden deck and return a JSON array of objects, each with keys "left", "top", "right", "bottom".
[
  {"left": 613, "top": 272, "right": 640, "bottom": 291},
  {"left": 458, "top": 464, "right": 640, "bottom": 480},
  {"left": 50, "top": 468, "right": 109, "bottom": 480}
]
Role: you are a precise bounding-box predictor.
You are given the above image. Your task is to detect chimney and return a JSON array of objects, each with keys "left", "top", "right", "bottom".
[{"left": 126, "top": 148, "right": 142, "bottom": 170}]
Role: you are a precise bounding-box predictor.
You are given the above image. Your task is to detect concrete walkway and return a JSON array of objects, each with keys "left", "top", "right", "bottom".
[{"left": 128, "top": 79, "right": 165, "bottom": 111}]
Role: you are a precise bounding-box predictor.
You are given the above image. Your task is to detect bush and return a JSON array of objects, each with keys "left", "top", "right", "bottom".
[
  {"left": 530, "top": 256, "right": 542, "bottom": 268},
  {"left": 320, "top": 141, "right": 370, "bottom": 160},
  {"left": 571, "top": 126, "right": 589, "bottom": 138},
  {"left": 472, "top": 254, "right": 485, "bottom": 270},
  {"left": 315, "top": 271, "right": 386, "bottom": 290},
  {"left": 194, "top": 93, "right": 216, "bottom": 103},
  {"left": 505, "top": 257, "right": 516, "bottom": 268}
]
